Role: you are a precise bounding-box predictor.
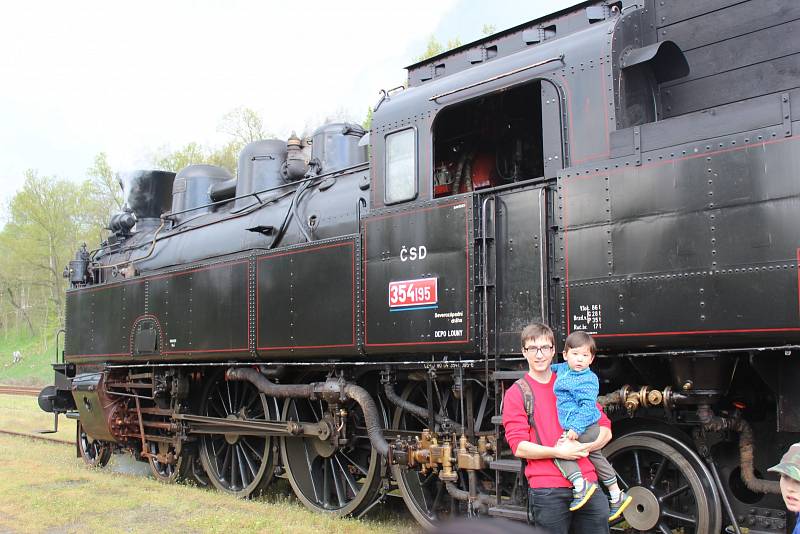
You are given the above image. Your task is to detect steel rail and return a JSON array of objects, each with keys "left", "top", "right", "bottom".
[
  {"left": 0, "top": 428, "right": 71, "bottom": 445},
  {"left": 0, "top": 385, "right": 40, "bottom": 397}
]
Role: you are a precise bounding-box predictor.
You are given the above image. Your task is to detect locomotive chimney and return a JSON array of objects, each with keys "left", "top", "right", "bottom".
[{"left": 120, "top": 170, "right": 176, "bottom": 229}]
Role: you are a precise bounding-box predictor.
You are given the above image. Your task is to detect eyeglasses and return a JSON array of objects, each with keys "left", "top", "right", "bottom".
[{"left": 523, "top": 345, "right": 554, "bottom": 355}]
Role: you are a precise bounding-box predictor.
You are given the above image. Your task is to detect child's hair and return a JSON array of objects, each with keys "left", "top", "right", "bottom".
[
  {"left": 564, "top": 330, "right": 596, "bottom": 356},
  {"left": 521, "top": 323, "right": 555, "bottom": 347}
]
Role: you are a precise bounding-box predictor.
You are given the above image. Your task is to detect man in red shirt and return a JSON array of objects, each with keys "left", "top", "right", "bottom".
[{"left": 502, "top": 323, "right": 612, "bottom": 533}]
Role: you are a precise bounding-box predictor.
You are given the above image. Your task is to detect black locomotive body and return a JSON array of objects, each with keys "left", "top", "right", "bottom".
[{"left": 39, "top": 1, "right": 800, "bottom": 532}]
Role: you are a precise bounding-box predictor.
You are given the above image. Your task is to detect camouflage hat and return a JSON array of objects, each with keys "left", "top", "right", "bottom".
[{"left": 768, "top": 443, "right": 800, "bottom": 482}]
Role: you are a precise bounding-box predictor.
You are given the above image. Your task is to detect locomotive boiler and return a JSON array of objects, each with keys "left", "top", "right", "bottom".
[{"left": 39, "top": 0, "right": 800, "bottom": 532}]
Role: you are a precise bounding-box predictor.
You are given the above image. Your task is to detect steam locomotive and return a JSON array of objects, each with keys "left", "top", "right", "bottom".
[{"left": 37, "top": 0, "right": 800, "bottom": 532}]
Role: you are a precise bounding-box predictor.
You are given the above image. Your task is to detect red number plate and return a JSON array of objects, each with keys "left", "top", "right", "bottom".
[{"left": 389, "top": 277, "right": 438, "bottom": 309}]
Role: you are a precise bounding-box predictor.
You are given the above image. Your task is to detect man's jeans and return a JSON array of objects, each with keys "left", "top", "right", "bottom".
[{"left": 528, "top": 487, "right": 609, "bottom": 534}]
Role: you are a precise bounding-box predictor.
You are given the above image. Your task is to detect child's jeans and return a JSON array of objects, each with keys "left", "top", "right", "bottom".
[{"left": 553, "top": 423, "right": 617, "bottom": 486}]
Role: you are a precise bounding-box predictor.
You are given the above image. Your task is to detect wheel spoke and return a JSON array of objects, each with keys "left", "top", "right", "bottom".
[
  {"left": 230, "top": 445, "right": 239, "bottom": 488},
  {"left": 239, "top": 443, "right": 258, "bottom": 481},
  {"left": 632, "top": 450, "right": 643, "bottom": 485},
  {"left": 323, "top": 457, "right": 331, "bottom": 508},
  {"left": 243, "top": 389, "right": 260, "bottom": 416},
  {"left": 650, "top": 457, "right": 669, "bottom": 489},
  {"left": 225, "top": 381, "right": 234, "bottom": 414},
  {"left": 330, "top": 459, "right": 346, "bottom": 507},
  {"left": 208, "top": 395, "right": 225, "bottom": 417},
  {"left": 662, "top": 507, "right": 696, "bottom": 525},
  {"left": 657, "top": 522, "right": 673, "bottom": 534},
  {"left": 410, "top": 413, "right": 429, "bottom": 428},
  {"left": 616, "top": 471, "right": 630, "bottom": 491},
  {"left": 659, "top": 483, "right": 690, "bottom": 502},
  {"left": 334, "top": 454, "right": 360, "bottom": 495},
  {"left": 216, "top": 443, "right": 229, "bottom": 480},
  {"left": 302, "top": 438, "right": 320, "bottom": 502},
  {"left": 217, "top": 389, "right": 230, "bottom": 416},
  {"left": 339, "top": 450, "right": 368, "bottom": 476},
  {"left": 241, "top": 436, "right": 265, "bottom": 462},
  {"left": 233, "top": 381, "right": 242, "bottom": 412},
  {"left": 235, "top": 445, "right": 250, "bottom": 488},
  {"left": 430, "top": 479, "right": 444, "bottom": 514},
  {"left": 304, "top": 398, "right": 320, "bottom": 421}
]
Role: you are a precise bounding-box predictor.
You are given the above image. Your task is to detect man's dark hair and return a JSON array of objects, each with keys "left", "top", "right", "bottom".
[
  {"left": 564, "top": 330, "right": 597, "bottom": 356},
  {"left": 521, "top": 323, "right": 555, "bottom": 348}
]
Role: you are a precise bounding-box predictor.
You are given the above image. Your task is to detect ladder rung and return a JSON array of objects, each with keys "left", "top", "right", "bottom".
[
  {"left": 490, "top": 459, "right": 523, "bottom": 472},
  {"left": 493, "top": 370, "right": 526, "bottom": 380},
  {"left": 488, "top": 504, "right": 527, "bottom": 521}
]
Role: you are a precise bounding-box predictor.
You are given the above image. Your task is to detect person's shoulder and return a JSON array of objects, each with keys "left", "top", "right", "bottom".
[{"left": 503, "top": 378, "right": 525, "bottom": 404}]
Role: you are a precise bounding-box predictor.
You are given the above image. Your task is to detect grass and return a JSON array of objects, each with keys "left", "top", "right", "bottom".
[
  {"left": 0, "top": 394, "right": 419, "bottom": 534},
  {"left": 0, "top": 330, "right": 58, "bottom": 387},
  {"left": 0, "top": 394, "right": 75, "bottom": 442}
]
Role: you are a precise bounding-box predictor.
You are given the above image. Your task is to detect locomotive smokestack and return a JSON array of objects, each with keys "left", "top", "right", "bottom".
[{"left": 120, "top": 170, "right": 176, "bottom": 223}]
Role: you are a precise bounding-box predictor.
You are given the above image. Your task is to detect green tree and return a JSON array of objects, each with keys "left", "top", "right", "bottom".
[
  {"left": 87, "top": 152, "right": 124, "bottom": 226},
  {"left": 152, "top": 142, "right": 208, "bottom": 173},
  {"left": 0, "top": 171, "right": 99, "bottom": 330},
  {"left": 362, "top": 106, "right": 373, "bottom": 130},
  {"left": 415, "top": 35, "right": 463, "bottom": 62},
  {"left": 218, "top": 107, "right": 269, "bottom": 145},
  {"left": 153, "top": 107, "right": 269, "bottom": 175}
]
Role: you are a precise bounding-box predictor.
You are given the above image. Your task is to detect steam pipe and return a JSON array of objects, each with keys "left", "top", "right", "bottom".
[
  {"left": 697, "top": 405, "right": 780, "bottom": 494},
  {"left": 342, "top": 383, "right": 389, "bottom": 456},
  {"left": 383, "top": 381, "right": 464, "bottom": 434},
  {"left": 96, "top": 218, "right": 166, "bottom": 271},
  {"left": 730, "top": 418, "right": 780, "bottom": 495},
  {"left": 209, "top": 178, "right": 238, "bottom": 202},
  {"left": 226, "top": 368, "right": 389, "bottom": 456},
  {"left": 444, "top": 477, "right": 493, "bottom": 510},
  {"left": 226, "top": 367, "right": 313, "bottom": 398}
]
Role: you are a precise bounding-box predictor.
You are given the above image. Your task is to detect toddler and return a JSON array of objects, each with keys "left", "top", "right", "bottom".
[{"left": 551, "top": 330, "right": 632, "bottom": 521}]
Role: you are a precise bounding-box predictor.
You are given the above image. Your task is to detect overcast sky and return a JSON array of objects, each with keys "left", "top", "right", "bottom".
[{"left": 0, "top": 0, "right": 579, "bottom": 210}]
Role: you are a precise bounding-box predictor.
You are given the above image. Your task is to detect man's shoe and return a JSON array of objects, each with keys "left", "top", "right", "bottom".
[
  {"left": 569, "top": 482, "right": 598, "bottom": 511},
  {"left": 608, "top": 491, "right": 633, "bottom": 521}
]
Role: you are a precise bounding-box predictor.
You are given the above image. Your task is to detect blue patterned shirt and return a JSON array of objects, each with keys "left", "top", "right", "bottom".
[{"left": 551, "top": 362, "right": 601, "bottom": 435}]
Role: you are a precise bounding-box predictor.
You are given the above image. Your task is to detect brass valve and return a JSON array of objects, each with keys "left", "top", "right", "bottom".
[
  {"left": 440, "top": 440, "right": 457, "bottom": 482},
  {"left": 390, "top": 430, "right": 495, "bottom": 477},
  {"left": 600, "top": 384, "right": 671, "bottom": 416}
]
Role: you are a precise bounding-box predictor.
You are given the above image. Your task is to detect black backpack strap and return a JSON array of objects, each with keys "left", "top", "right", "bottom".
[{"left": 514, "top": 377, "right": 542, "bottom": 445}]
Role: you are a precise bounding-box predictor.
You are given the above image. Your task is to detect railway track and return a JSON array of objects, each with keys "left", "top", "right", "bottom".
[
  {"left": 0, "top": 385, "right": 40, "bottom": 397},
  {"left": 0, "top": 384, "right": 72, "bottom": 445},
  {"left": 0, "top": 428, "right": 71, "bottom": 445}
]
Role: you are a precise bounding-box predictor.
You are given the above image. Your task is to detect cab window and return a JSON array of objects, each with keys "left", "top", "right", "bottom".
[{"left": 384, "top": 128, "right": 416, "bottom": 204}]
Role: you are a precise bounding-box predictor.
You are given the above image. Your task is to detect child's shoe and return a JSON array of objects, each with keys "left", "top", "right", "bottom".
[
  {"left": 569, "top": 482, "right": 598, "bottom": 511},
  {"left": 608, "top": 491, "right": 633, "bottom": 521}
]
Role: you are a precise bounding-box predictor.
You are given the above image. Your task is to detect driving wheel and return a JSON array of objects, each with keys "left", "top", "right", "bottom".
[
  {"left": 280, "top": 394, "right": 383, "bottom": 516},
  {"left": 604, "top": 431, "right": 722, "bottom": 534},
  {"left": 198, "top": 372, "right": 277, "bottom": 497}
]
